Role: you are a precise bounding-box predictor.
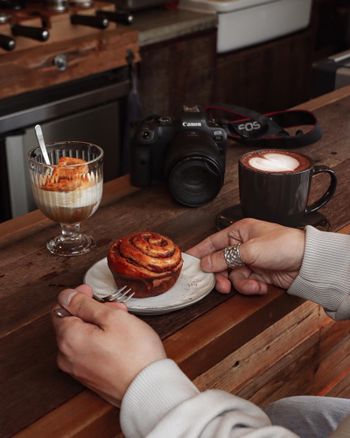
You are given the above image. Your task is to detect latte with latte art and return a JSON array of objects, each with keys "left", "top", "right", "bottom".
[{"left": 238, "top": 148, "right": 337, "bottom": 226}]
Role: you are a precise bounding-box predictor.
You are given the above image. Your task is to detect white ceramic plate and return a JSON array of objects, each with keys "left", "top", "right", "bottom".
[{"left": 84, "top": 253, "right": 215, "bottom": 315}]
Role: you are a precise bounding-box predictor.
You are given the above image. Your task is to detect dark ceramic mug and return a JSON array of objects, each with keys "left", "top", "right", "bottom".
[{"left": 239, "top": 149, "right": 337, "bottom": 226}]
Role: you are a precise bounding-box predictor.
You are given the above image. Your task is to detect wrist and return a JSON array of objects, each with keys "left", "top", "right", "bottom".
[
  {"left": 288, "top": 226, "right": 350, "bottom": 319},
  {"left": 293, "top": 227, "right": 306, "bottom": 270}
]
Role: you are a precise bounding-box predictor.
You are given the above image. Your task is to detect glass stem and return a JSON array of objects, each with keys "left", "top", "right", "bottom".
[{"left": 60, "top": 223, "right": 82, "bottom": 242}]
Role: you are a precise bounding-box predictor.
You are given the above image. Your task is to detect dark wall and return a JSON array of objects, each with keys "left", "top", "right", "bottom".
[{"left": 138, "top": 0, "right": 350, "bottom": 116}]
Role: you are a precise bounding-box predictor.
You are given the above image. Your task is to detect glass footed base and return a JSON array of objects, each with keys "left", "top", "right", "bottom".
[{"left": 47, "top": 233, "right": 95, "bottom": 257}]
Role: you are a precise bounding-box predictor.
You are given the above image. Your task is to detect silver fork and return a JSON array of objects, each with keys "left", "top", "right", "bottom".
[
  {"left": 54, "top": 286, "right": 135, "bottom": 318},
  {"left": 94, "top": 285, "right": 135, "bottom": 304}
]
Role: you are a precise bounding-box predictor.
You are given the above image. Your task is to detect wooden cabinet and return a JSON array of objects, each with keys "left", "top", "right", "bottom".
[
  {"left": 214, "top": 28, "right": 314, "bottom": 113},
  {"left": 312, "top": 0, "right": 350, "bottom": 61},
  {"left": 138, "top": 23, "right": 316, "bottom": 116},
  {"left": 138, "top": 28, "right": 217, "bottom": 117},
  {"left": 0, "top": 28, "right": 139, "bottom": 101}
]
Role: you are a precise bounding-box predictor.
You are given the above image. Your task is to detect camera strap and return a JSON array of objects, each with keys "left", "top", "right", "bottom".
[{"left": 206, "top": 104, "right": 322, "bottom": 148}]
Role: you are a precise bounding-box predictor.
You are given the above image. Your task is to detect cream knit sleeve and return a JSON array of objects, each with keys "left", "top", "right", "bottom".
[
  {"left": 288, "top": 225, "right": 350, "bottom": 320},
  {"left": 120, "top": 359, "right": 297, "bottom": 438}
]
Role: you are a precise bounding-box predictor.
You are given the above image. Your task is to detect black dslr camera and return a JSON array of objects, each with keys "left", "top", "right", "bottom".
[{"left": 130, "top": 106, "right": 227, "bottom": 207}]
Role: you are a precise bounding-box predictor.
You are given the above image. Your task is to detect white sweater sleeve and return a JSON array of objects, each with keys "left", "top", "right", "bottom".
[
  {"left": 288, "top": 226, "right": 350, "bottom": 320},
  {"left": 120, "top": 359, "right": 297, "bottom": 438}
]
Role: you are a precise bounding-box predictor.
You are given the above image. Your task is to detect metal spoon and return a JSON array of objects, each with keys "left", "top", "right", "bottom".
[{"left": 35, "top": 124, "right": 51, "bottom": 165}]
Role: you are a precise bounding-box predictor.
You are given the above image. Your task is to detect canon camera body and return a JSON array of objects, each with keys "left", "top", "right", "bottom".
[{"left": 130, "top": 106, "right": 227, "bottom": 207}]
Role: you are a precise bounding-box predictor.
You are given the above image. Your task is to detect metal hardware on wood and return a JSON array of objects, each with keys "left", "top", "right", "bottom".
[{"left": 53, "top": 54, "right": 68, "bottom": 71}]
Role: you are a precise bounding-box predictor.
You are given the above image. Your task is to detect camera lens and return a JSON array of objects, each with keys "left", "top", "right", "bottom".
[
  {"left": 168, "top": 157, "right": 224, "bottom": 207},
  {"left": 165, "top": 130, "right": 225, "bottom": 207}
]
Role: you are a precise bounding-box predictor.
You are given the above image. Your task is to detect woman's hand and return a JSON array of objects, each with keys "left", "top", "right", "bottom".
[
  {"left": 188, "top": 218, "right": 305, "bottom": 295},
  {"left": 51, "top": 284, "right": 166, "bottom": 406}
]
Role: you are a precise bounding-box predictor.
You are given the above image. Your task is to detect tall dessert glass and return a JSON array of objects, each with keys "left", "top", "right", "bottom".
[{"left": 28, "top": 141, "right": 104, "bottom": 256}]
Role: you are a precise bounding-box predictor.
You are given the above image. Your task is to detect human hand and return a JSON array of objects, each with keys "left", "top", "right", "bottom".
[
  {"left": 187, "top": 218, "right": 305, "bottom": 295},
  {"left": 51, "top": 284, "right": 166, "bottom": 406}
]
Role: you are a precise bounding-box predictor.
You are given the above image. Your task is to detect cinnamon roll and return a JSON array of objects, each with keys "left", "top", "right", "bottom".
[{"left": 107, "top": 231, "right": 183, "bottom": 298}]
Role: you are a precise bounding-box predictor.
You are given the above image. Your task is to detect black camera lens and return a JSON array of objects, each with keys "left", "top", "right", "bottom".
[
  {"left": 168, "top": 157, "right": 224, "bottom": 207},
  {"left": 165, "top": 130, "right": 225, "bottom": 207}
]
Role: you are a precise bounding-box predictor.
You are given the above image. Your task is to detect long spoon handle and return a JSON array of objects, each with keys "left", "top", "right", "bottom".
[{"left": 35, "top": 124, "right": 51, "bottom": 165}]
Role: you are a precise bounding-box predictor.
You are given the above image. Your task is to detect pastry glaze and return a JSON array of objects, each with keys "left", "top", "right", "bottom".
[{"left": 107, "top": 231, "right": 183, "bottom": 298}]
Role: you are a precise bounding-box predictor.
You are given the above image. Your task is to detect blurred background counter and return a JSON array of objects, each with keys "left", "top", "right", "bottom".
[{"left": 134, "top": 8, "right": 217, "bottom": 46}]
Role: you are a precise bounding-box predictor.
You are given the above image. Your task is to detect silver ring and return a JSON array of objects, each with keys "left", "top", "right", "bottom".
[{"left": 223, "top": 243, "right": 244, "bottom": 269}]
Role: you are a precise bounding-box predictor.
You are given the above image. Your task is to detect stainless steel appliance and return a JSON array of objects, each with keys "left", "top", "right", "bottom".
[
  {"left": 313, "top": 50, "right": 350, "bottom": 97},
  {"left": 0, "top": 69, "right": 130, "bottom": 221}
]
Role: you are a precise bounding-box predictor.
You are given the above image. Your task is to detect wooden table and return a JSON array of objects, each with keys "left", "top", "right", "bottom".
[{"left": 2, "top": 86, "right": 350, "bottom": 437}]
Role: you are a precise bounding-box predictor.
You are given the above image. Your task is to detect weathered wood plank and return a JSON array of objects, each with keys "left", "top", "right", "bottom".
[{"left": 194, "top": 302, "right": 320, "bottom": 400}]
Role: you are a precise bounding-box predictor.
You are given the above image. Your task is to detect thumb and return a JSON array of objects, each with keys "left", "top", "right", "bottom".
[
  {"left": 201, "top": 250, "right": 227, "bottom": 273},
  {"left": 58, "top": 289, "right": 111, "bottom": 327},
  {"left": 201, "top": 243, "right": 255, "bottom": 273},
  {"left": 201, "top": 245, "right": 246, "bottom": 273}
]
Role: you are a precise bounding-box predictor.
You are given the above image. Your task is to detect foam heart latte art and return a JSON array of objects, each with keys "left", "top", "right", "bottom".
[
  {"left": 249, "top": 153, "right": 299, "bottom": 172},
  {"left": 240, "top": 150, "right": 311, "bottom": 173}
]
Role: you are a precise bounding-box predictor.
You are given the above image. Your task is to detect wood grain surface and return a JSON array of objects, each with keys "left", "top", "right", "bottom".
[
  {"left": 2, "top": 85, "right": 350, "bottom": 437},
  {"left": 0, "top": 25, "right": 139, "bottom": 100}
]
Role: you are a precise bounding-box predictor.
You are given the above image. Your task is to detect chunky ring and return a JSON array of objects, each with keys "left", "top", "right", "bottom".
[{"left": 223, "top": 243, "right": 244, "bottom": 269}]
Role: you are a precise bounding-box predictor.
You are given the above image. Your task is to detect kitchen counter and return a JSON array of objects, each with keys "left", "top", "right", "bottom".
[
  {"left": 133, "top": 8, "right": 217, "bottom": 46},
  {"left": 0, "top": 7, "right": 216, "bottom": 101},
  {"left": 0, "top": 25, "right": 139, "bottom": 101},
  {"left": 2, "top": 85, "right": 350, "bottom": 437}
]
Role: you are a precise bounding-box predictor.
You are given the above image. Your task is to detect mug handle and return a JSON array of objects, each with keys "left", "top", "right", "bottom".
[{"left": 305, "top": 165, "right": 337, "bottom": 214}]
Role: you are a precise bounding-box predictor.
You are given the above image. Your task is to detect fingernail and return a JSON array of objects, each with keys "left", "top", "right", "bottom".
[
  {"left": 54, "top": 307, "right": 72, "bottom": 318},
  {"left": 58, "top": 289, "right": 77, "bottom": 307},
  {"left": 200, "top": 256, "right": 211, "bottom": 272}
]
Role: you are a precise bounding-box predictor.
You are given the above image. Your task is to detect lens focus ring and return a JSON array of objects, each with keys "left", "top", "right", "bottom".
[{"left": 168, "top": 156, "right": 224, "bottom": 207}]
